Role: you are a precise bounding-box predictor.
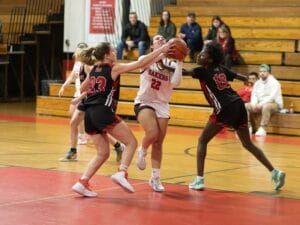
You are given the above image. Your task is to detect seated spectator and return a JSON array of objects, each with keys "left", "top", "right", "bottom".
[
  {"left": 157, "top": 10, "right": 176, "bottom": 41},
  {"left": 116, "top": 12, "right": 150, "bottom": 59},
  {"left": 245, "top": 64, "right": 283, "bottom": 136},
  {"left": 204, "top": 16, "right": 224, "bottom": 45},
  {"left": 216, "top": 24, "right": 237, "bottom": 68},
  {"left": 237, "top": 72, "right": 258, "bottom": 103},
  {"left": 178, "top": 12, "right": 203, "bottom": 62}
]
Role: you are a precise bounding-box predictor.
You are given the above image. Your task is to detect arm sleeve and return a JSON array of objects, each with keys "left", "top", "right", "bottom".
[
  {"left": 192, "top": 67, "right": 205, "bottom": 79},
  {"left": 170, "top": 61, "right": 183, "bottom": 88}
]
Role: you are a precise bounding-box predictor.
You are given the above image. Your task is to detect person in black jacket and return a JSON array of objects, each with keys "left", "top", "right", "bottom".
[
  {"left": 116, "top": 12, "right": 150, "bottom": 59},
  {"left": 204, "top": 16, "right": 224, "bottom": 45}
]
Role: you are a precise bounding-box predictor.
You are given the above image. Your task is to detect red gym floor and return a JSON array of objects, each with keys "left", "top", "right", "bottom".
[{"left": 1, "top": 167, "right": 300, "bottom": 225}]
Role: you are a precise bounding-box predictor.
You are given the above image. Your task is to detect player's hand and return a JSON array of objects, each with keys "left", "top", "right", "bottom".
[
  {"left": 162, "top": 41, "right": 175, "bottom": 55},
  {"left": 177, "top": 33, "right": 185, "bottom": 39},
  {"left": 71, "top": 97, "right": 81, "bottom": 105},
  {"left": 58, "top": 86, "right": 65, "bottom": 97}
]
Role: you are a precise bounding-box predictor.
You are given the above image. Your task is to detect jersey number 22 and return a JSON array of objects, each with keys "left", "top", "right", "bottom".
[{"left": 151, "top": 79, "right": 161, "bottom": 90}]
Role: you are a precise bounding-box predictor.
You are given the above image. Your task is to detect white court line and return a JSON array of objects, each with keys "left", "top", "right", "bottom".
[{"left": 0, "top": 181, "right": 149, "bottom": 208}]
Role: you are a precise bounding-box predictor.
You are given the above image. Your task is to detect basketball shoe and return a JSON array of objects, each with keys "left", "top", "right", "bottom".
[{"left": 72, "top": 179, "right": 97, "bottom": 197}]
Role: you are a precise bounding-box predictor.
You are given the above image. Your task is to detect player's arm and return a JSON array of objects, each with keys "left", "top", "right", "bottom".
[
  {"left": 111, "top": 42, "right": 174, "bottom": 80},
  {"left": 138, "top": 53, "right": 166, "bottom": 72},
  {"left": 80, "top": 65, "right": 92, "bottom": 93},
  {"left": 159, "top": 63, "right": 195, "bottom": 77},
  {"left": 235, "top": 73, "right": 248, "bottom": 82},
  {"left": 182, "top": 68, "right": 195, "bottom": 76},
  {"left": 223, "top": 66, "right": 247, "bottom": 82},
  {"left": 58, "top": 67, "right": 78, "bottom": 97},
  {"left": 71, "top": 91, "right": 87, "bottom": 105},
  {"left": 170, "top": 60, "right": 183, "bottom": 88}
]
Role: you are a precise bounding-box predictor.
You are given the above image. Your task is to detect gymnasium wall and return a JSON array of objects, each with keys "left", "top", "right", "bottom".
[{"left": 63, "top": 0, "right": 151, "bottom": 53}]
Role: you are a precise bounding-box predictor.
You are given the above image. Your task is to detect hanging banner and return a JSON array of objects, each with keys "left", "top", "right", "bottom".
[{"left": 89, "top": 0, "right": 115, "bottom": 34}]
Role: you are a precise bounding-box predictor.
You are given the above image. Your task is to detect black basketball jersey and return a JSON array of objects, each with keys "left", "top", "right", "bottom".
[
  {"left": 84, "top": 63, "right": 120, "bottom": 112},
  {"left": 193, "top": 65, "right": 241, "bottom": 114}
]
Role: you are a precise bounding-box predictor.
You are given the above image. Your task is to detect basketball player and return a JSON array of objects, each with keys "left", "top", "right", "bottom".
[
  {"left": 135, "top": 35, "right": 183, "bottom": 192},
  {"left": 58, "top": 43, "right": 88, "bottom": 147},
  {"left": 72, "top": 41, "right": 174, "bottom": 197},
  {"left": 184, "top": 42, "right": 285, "bottom": 191},
  {"left": 59, "top": 44, "right": 125, "bottom": 162}
]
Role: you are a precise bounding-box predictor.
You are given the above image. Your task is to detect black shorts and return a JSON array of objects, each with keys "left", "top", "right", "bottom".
[
  {"left": 84, "top": 105, "right": 122, "bottom": 135},
  {"left": 77, "top": 101, "right": 86, "bottom": 112},
  {"left": 209, "top": 99, "right": 248, "bottom": 130},
  {"left": 134, "top": 104, "right": 155, "bottom": 119}
]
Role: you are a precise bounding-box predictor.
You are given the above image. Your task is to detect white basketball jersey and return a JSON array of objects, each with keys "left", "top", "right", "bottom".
[
  {"left": 73, "top": 61, "right": 82, "bottom": 97},
  {"left": 134, "top": 58, "right": 177, "bottom": 104}
]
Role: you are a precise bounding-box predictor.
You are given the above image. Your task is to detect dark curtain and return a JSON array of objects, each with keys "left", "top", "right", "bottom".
[{"left": 122, "top": 0, "right": 131, "bottom": 28}]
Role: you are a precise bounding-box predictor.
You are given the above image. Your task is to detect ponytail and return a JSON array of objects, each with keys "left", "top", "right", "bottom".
[{"left": 76, "top": 47, "right": 97, "bottom": 65}]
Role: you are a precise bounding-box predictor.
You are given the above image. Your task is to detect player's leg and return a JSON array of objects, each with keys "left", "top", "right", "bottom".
[
  {"left": 107, "top": 134, "right": 125, "bottom": 162},
  {"left": 72, "top": 133, "right": 110, "bottom": 197},
  {"left": 77, "top": 119, "right": 87, "bottom": 145},
  {"left": 149, "top": 118, "right": 168, "bottom": 192},
  {"left": 60, "top": 108, "right": 85, "bottom": 161},
  {"left": 109, "top": 120, "right": 138, "bottom": 192},
  {"left": 236, "top": 126, "right": 285, "bottom": 190},
  {"left": 189, "top": 120, "right": 223, "bottom": 190},
  {"left": 136, "top": 107, "right": 160, "bottom": 170}
]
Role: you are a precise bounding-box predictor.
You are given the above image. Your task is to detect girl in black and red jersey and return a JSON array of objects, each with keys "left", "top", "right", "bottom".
[
  {"left": 71, "top": 42, "right": 173, "bottom": 197},
  {"left": 184, "top": 42, "right": 285, "bottom": 191}
]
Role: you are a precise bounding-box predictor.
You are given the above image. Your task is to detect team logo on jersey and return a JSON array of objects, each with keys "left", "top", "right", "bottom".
[
  {"left": 148, "top": 69, "right": 169, "bottom": 81},
  {"left": 213, "top": 73, "right": 230, "bottom": 90}
]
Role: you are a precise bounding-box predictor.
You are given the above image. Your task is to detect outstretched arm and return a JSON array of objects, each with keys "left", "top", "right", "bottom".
[
  {"left": 58, "top": 62, "right": 81, "bottom": 96},
  {"left": 111, "top": 42, "right": 174, "bottom": 80},
  {"left": 71, "top": 91, "right": 87, "bottom": 105},
  {"left": 235, "top": 73, "right": 247, "bottom": 82},
  {"left": 170, "top": 60, "right": 183, "bottom": 88},
  {"left": 182, "top": 68, "right": 195, "bottom": 76}
]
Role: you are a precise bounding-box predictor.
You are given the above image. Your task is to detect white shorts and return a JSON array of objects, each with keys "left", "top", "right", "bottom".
[{"left": 134, "top": 102, "right": 170, "bottom": 119}]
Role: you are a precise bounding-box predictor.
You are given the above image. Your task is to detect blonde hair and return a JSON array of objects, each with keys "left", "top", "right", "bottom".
[
  {"left": 73, "top": 42, "right": 88, "bottom": 60},
  {"left": 76, "top": 47, "right": 97, "bottom": 65}
]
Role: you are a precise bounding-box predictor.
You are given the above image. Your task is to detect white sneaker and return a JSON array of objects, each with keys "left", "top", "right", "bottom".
[
  {"left": 78, "top": 134, "right": 87, "bottom": 145},
  {"left": 111, "top": 171, "right": 135, "bottom": 193},
  {"left": 137, "top": 148, "right": 147, "bottom": 170},
  {"left": 255, "top": 127, "right": 267, "bottom": 136},
  {"left": 149, "top": 177, "right": 165, "bottom": 192},
  {"left": 72, "top": 179, "right": 97, "bottom": 197}
]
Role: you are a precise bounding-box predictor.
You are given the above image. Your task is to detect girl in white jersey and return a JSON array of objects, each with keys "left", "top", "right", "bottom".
[
  {"left": 59, "top": 43, "right": 88, "bottom": 146},
  {"left": 134, "top": 35, "right": 184, "bottom": 192}
]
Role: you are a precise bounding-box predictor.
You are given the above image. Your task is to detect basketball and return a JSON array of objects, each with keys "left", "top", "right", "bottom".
[{"left": 167, "top": 38, "right": 189, "bottom": 60}]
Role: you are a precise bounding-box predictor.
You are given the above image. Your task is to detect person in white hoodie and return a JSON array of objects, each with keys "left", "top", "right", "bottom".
[{"left": 245, "top": 64, "right": 283, "bottom": 136}]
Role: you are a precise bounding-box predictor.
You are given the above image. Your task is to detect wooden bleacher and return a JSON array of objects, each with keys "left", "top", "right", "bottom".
[{"left": 36, "top": 0, "right": 300, "bottom": 136}]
